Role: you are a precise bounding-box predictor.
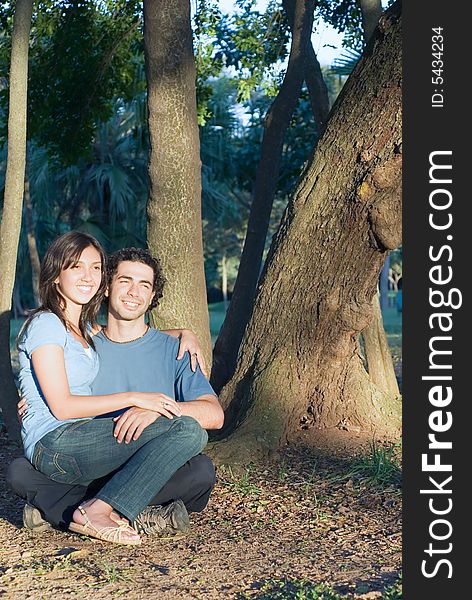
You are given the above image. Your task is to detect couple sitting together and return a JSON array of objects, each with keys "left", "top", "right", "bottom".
[{"left": 7, "top": 231, "right": 224, "bottom": 546}]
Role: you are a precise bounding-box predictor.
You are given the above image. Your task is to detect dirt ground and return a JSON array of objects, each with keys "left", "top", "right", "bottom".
[{"left": 0, "top": 427, "right": 401, "bottom": 599}]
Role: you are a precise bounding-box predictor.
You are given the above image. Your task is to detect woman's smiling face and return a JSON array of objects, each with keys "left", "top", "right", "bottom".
[{"left": 54, "top": 245, "right": 103, "bottom": 311}]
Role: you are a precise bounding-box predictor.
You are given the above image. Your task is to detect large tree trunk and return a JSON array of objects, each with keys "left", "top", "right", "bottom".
[
  {"left": 211, "top": 0, "right": 315, "bottom": 392},
  {"left": 143, "top": 0, "right": 212, "bottom": 365},
  {"left": 24, "top": 174, "right": 41, "bottom": 306},
  {"left": 214, "top": 2, "right": 402, "bottom": 463},
  {"left": 357, "top": 0, "right": 398, "bottom": 395},
  {"left": 0, "top": 0, "right": 33, "bottom": 442}
]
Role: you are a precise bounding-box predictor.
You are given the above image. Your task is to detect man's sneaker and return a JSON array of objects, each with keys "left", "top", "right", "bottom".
[
  {"left": 23, "top": 503, "right": 53, "bottom": 533},
  {"left": 132, "top": 499, "right": 190, "bottom": 536}
]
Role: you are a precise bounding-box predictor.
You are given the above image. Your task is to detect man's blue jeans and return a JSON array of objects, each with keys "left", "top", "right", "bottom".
[{"left": 31, "top": 415, "right": 208, "bottom": 522}]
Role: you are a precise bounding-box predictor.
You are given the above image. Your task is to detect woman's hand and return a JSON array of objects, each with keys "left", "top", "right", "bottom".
[
  {"left": 17, "top": 398, "right": 28, "bottom": 422},
  {"left": 133, "top": 393, "right": 182, "bottom": 419},
  {"left": 177, "top": 329, "right": 207, "bottom": 376}
]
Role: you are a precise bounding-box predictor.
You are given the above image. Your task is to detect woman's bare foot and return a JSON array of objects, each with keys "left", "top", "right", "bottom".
[
  {"left": 72, "top": 499, "right": 140, "bottom": 544},
  {"left": 110, "top": 511, "right": 129, "bottom": 525}
]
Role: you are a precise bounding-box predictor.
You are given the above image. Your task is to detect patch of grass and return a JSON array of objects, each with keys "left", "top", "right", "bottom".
[
  {"left": 351, "top": 441, "right": 402, "bottom": 487},
  {"left": 97, "top": 562, "right": 130, "bottom": 584},
  {"left": 219, "top": 465, "right": 262, "bottom": 497},
  {"left": 241, "top": 578, "right": 342, "bottom": 599},
  {"left": 29, "top": 555, "right": 75, "bottom": 576},
  {"left": 382, "top": 574, "right": 402, "bottom": 599},
  {"left": 326, "top": 441, "right": 401, "bottom": 488}
]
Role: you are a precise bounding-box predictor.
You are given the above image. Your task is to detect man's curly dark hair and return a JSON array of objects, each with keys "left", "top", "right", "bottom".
[{"left": 106, "top": 247, "right": 166, "bottom": 311}]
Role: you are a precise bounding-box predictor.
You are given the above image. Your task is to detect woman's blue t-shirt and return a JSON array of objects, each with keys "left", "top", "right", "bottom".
[{"left": 18, "top": 312, "right": 99, "bottom": 461}]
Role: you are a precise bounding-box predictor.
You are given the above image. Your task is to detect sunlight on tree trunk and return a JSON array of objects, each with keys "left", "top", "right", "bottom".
[
  {"left": 221, "top": 253, "right": 228, "bottom": 311},
  {"left": 0, "top": 0, "right": 33, "bottom": 442},
  {"left": 143, "top": 0, "right": 212, "bottom": 365},
  {"left": 212, "top": 2, "right": 402, "bottom": 464}
]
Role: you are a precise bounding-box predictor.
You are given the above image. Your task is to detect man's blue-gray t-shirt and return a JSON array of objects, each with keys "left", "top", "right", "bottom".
[{"left": 92, "top": 328, "right": 215, "bottom": 411}]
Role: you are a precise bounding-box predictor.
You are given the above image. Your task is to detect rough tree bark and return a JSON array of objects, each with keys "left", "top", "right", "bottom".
[
  {"left": 143, "top": 0, "right": 212, "bottom": 365},
  {"left": 357, "top": 0, "right": 399, "bottom": 398},
  {"left": 0, "top": 0, "right": 33, "bottom": 442},
  {"left": 214, "top": 2, "right": 402, "bottom": 462},
  {"left": 211, "top": 0, "right": 315, "bottom": 392}
]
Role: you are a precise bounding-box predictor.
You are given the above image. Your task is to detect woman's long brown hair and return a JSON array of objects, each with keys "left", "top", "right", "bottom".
[{"left": 20, "top": 231, "right": 107, "bottom": 347}]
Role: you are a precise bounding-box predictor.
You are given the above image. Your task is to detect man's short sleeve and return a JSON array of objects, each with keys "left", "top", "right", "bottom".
[
  {"left": 174, "top": 352, "right": 216, "bottom": 402},
  {"left": 22, "top": 312, "right": 67, "bottom": 356}
]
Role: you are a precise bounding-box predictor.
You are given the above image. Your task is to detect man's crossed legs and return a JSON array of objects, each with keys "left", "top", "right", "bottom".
[{"left": 7, "top": 454, "right": 215, "bottom": 534}]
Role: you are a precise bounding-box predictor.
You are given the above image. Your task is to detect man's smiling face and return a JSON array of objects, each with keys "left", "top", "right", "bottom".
[{"left": 106, "top": 260, "right": 156, "bottom": 321}]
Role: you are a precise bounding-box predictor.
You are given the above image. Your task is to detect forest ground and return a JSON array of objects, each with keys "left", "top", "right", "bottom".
[
  {"left": 0, "top": 428, "right": 402, "bottom": 599},
  {"left": 0, "top": 307, "right": 402, "bottom": 599}
]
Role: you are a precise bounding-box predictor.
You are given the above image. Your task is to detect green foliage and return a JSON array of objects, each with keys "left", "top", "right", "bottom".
[
  {"left": 194, "top": 0, "right": 224, "bottom": 125},
  {"left": 1, "top": 0, "right": 362, "bottom": 308},
  {"left": 213, "top": 0, "right": 289, "bottom": 102},
  {"left": 31, "top": 0, "right": 142, "bottom": 165},
  {"left": 1, "top": 0, "right": 143, "bottom": 165},
  {"left": 314, "top": 0, "right": 363, "bottom": 51}
]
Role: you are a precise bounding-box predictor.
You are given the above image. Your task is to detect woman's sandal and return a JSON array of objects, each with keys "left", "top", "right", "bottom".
[{"left": 69, "top": 505, "right": 141, "bottom": 546}]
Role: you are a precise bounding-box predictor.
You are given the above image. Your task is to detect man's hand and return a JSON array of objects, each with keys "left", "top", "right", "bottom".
[
  {"left": 113, "top": 407, "right": 160, "bottom": 444},
  {"left": 17, "top": 398, "right": 27, "bottom": 423},
  {"left": 176, "top": 329, "right": 208, "bottom": 377}
]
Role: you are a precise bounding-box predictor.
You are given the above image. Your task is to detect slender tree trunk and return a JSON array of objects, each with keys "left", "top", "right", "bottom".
[
  {"left": 213, "top": 2, "right": 402, "bottom": 463},
  {"left": 23, "top": 174, "right": 41, "bottom": 306},
  {"left": 358, "top": 0, "right": 383, "bottom": 42},
  {"left": 211, "top": 0, "right": 315, "bottom": 392},
  {"left": 362, "top": 291, "right": 399, "bottom": 396},
  {"left": 283, "top": 0, "right": 330, "bottom": 132},
  {"left": 0, "top": 0, "right": 33, "bottom": 442},
  {"left": 143, "top": 0, "right": 212, "bottom": 365},
  {"left": 221, "top": 253, "right": 228, "bottom": 310}
]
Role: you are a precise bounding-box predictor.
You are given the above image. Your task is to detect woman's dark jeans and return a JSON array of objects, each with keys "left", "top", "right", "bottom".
[{"left": 31, "top": 415, "right": 208, "bottom": 521}]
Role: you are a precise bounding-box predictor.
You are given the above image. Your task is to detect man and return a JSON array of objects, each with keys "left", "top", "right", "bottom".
[{"left": 7, "top": 247, "right": 224, "bottom": 536}]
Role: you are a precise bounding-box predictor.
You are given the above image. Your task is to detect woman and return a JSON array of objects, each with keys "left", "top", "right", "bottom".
[{"left": 18, "top": 231, "right": 208, "bottom": 545}]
